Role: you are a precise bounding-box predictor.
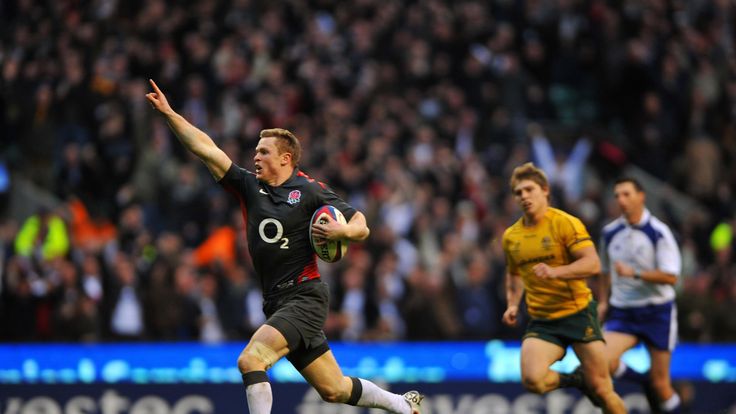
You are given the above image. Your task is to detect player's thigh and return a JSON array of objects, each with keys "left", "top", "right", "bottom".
[
  {"left": 239, "top": 324, "right": 291, "bottom": 369},
  {"left": 604, "top": 331, "right": 638, "bottom": 364},
  {"left": 521, "top": 338, "right": 566, "bottom": 381},
  {"left": 300, "top": 350, "right": 350, "bottom": 394},
  {"left": 572, "top": 340, "right": 613, "bottom": 386}
]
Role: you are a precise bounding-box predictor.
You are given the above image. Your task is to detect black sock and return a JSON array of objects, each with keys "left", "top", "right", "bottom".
[
  {"left": 619, "top": 366, "right": 650, "bottom": 385},
  {"left": 242, "top": 370, "right": 269, "bottom": 387},
  {"left": 558, "top": 372, "right": 582, "bottom": 388},
  {"left": 346, "top": 377, "right": 363, "bottom": 406}
]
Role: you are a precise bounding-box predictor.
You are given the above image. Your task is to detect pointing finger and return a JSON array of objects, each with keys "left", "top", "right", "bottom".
[{"left": 149, "top": 78, "right": 162, "bottom": 94}]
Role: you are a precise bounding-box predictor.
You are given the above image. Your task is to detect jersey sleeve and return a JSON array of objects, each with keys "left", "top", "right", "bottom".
[
  {"left": 656, "top": 224, "right": 682, "bottom": 276},
  {"left": 556, "top": 214, "right": 594, "bottom": 253},
  {"left": 315, "top": 184, "right": 357, "bottom": 221},
  {"left": 218, "top": 163, "right": 251, "bottom": 198}
]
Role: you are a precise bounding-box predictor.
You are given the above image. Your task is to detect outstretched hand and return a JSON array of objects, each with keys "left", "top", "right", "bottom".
[{"left": 145, "top": 79, "right": 173, "bottom": 115}]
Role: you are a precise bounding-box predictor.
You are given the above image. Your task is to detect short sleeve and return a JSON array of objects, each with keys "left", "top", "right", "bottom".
[
  {"left": 218, "top": 163, "right": 251, "bottom": 196},
  {"left": 315, "top": 184, "right": 357, "bottom": 221},
  {"left": 556, "top": 214, "right": 594, "bottom": 253},
  {"left": 656, "top": 225, "right": 682, "bottom": 276}
]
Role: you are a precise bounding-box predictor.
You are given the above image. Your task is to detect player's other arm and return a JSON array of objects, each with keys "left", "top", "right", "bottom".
[
  {"left": 596, "top": 271, "right": 611, "bottom": 320},
  {"left": 312, "top": 211, "right": 370, "bottom": 243},
  {"left": 344, "top": 211, "right": 370, "bottom": 242},
  {"left": 146, "top": 79, "right": 232, "bottom": 180},
  {"left": 502, "top": 271, "right": 524, "bottom": 327}
]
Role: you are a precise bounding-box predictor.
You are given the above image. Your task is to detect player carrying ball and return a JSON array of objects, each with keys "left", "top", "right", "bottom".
[{"left": 146, "top": 79, "right": 423, "bottom": 414}]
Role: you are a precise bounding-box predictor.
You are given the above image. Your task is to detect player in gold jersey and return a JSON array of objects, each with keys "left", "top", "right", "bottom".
[{"left": 502, "top": 163, "right": 625, "bottom": 414}]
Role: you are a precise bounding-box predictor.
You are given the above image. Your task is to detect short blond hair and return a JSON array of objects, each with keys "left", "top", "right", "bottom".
[
  {"left": 260, "top": 128, "right": 301, "bottom": 167},
  {"left": 509, "top": 162, "right": 549, "bottom": 191}
]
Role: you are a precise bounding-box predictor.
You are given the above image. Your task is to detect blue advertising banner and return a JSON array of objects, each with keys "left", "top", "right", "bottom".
[
  {"left": 1, "top": 341, "right": 736, "bottom": 384},
  {"left": 1, "top": 382, "right": 735, "bottom": 413}
]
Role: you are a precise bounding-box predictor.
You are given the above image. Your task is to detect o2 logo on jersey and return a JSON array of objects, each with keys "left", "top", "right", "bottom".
[
  {"left": 258, "top": 218, "right": 289, "bottom": 249},
  {"left": 287, "top": 190, "right": 302, "bottom": 205}
]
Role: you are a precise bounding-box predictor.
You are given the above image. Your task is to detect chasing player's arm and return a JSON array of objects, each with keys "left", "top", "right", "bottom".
[
  {"left": 146, "top": 79, "right": 232, "bottom": 180},
  {"left": 536, "top": 245, "right": 601, "bottom": 280},
  {"left": 595, "top": 270, "right": 611, "bottom": 320},
  {"left": 503, "top": 271, "right": 524, "bottom": 327}
]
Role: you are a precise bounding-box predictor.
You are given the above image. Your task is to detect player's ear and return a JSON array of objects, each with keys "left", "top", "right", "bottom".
[{"left": 281, "top": 152, "right": 292, "bottom": 166}]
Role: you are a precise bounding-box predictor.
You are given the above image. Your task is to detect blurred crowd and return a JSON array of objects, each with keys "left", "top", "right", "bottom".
[{"left": 1, "top": 0, "right": 735, "bottom": 343}]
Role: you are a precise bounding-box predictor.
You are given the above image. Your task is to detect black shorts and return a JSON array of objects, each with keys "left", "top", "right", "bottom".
[{"left": 263, "top": 279, "right": 330, "bottom": 371}]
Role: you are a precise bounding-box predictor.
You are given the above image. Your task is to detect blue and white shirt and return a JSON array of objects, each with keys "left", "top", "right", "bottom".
[{"left": 600, "top": 209, "right": 681, "bottom": 308}]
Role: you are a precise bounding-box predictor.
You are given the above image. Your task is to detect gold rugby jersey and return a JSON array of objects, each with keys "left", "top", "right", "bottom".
[{"left": 503, "top": 207, "right": 595, "bottom": 320}]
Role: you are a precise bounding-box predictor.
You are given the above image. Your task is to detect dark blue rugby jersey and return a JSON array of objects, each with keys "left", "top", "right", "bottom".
[{"left": 219, "top": 163, "right": 356, "bottom": 296}]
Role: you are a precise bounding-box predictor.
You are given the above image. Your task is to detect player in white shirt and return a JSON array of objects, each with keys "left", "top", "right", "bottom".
[{"left": 598, "top": 178, "right": 682, "bottom": 414}]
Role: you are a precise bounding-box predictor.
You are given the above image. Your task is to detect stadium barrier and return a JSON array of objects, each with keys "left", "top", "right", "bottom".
[{"left": 1, "top": 341, "right": 735, "bottom": 413}]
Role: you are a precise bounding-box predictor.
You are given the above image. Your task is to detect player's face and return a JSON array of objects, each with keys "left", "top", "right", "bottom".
[
  {"left": 614, "top": 182, "right": 645, "bottom": 218},
  {"left": 253, "top": 137, "right": 286, "bottom": 183},
  {"left": 513, "top": 179, "right": 549, "bottom": 216}
]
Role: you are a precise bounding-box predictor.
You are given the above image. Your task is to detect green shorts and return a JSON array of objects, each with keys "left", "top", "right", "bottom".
[{"left": 523, "top": 300, "right": 604, "bottom": 350}]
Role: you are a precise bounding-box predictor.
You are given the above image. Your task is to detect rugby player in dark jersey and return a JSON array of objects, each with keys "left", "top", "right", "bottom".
[{"left": 146, "top": 79, "right": 423, "bottom": 414}]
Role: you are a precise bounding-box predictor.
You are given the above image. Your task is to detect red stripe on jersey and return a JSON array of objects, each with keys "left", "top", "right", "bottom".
[
  {"left": 297, "top": 171, "right": 327, "bottom": 189},
  {"left": 297, "top": 258, "right": 321, "bottom": 283}
]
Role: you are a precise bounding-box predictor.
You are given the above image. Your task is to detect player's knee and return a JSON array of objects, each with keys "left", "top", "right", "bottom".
[
  {"left": 316, "top": 383, "right": 350, "bottom": 403},
  {"left": 237, "top": 352, "right": 263, "bottom": 373},
  {"left": 238, "top": 341, "right": 280, "bottom": 373},
  {"left": 521, "top": 376, "right": 547, "bottom": 394}
]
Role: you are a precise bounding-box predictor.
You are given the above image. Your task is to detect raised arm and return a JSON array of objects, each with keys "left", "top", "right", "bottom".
[{"left": 146, "top": 79, "right": 232, "bottom": 180}]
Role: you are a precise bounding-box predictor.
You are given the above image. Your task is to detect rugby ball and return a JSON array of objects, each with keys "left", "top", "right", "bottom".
[{"left": 309, "top": 205, "right": 348, "bottom": 263}]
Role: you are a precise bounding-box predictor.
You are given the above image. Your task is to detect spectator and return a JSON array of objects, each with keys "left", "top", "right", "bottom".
[{"left": 14, "top": 207, "right": 70, "bottom": 261}]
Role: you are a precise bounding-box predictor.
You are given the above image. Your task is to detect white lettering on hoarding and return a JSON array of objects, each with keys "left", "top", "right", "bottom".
[
  {"left": 65, "top": 397, "right": 95, "bottom": 414},
  {"left": 2, "top": 392, "right": 213, "bottom": 414}
]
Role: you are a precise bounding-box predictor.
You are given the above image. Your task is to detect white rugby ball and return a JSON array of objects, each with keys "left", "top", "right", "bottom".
[{"left": 309, "top": 205, "right": 348, "bottom": 263}]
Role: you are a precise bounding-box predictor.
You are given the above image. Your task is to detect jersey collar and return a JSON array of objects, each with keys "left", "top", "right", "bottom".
[
  {"left": 260, "top": 169, "right": 302, "bottom": 205},
  {"left": 624, "top": 208, "right": 651, "bottom": 228}
]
